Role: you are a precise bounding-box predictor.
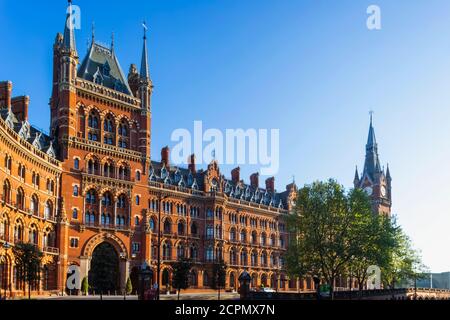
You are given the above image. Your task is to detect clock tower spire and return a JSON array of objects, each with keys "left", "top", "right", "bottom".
[{"left": 355, "top": 114, "right": 392, "bottom": 216}]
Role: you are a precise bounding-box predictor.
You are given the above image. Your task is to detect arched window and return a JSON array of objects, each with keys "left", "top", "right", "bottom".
[
  {"left": 240, "top": 230, "right": 246, "bottom": 242},
  {"left": 162, "top": 242, "right": 171, "bottom": 260},
  {"left": 177, "top": 221, "right": 185, "bottom": 235},
  {"left": 149, "top": 217, "right": 156, "bottom": 232},
  {"left": 163, "top": 220, "right": 171, "bottom": 234},
  {"left": 135, "top": 216, "right": 140, "bottom": 226},
  {"left": 190, "top": 246, "right": 198, "bottom": 261},
  {"left": 261, "top": 252, "right": 267, "bottom": 266},
  {"left": 190, "top": 270, "right": 198, "bottom": 286},
  {"left": 86, "top": 190, "right": 97, "bottom": 205},
  {"left": 251, "top": 251, "right": 258, "bottom": 266},
  {"left": 103, "top": 115, "right": 114, "bottom": 133},
  {"left": 240, "top": 250, "right": 248, "bottom": 266},
  {"left": 72, "top": 208, "right": 78, "bottom": 220},
  {"left": 14, "top": 222, "right": 23, "bottom": 242},
  {"left": 102, "top": 193, "right": 112, "bottom": 206},
  {"left": 16, "top": 188, "right": 25, "bottom": 210},
  {"left": 88, "top": 112, "right": 99, "bottom": 129},
  {"left": 203, "top": 272, "right": 209, "bottom": 287},
  {"left": 230, "top": 228, "right": 236, "bottom": 242},
  {"left": 205, "top": 246, "right": 214, "bottom": 262},
  {"left": 28, "top": 226, "right": 38, "bottom": 245},
  {"left": 74, "top": 158, "right": 80, "bottom": 170},
  {"left": 135, "top": 195, "right": 140, "bottom": 206},
  {"left": 230, "top": 248, "right": 237, "bottom": 265},
  {"left": 2, "top": 180, "right": 11, "bottom": 204},
  {"left": 261, "top": 233, "right": 267, "bottom": 246},
  {"left": 30, "top": 195, "right": 39, "bottom": 216},
  {"left": 191, "top": 222, "right": 198, "bottom": 236},
  {"left": 177, "top": 244, "right": 185, "bottom": 259},
  {"left": 44, "top": 201, "right": 52, "bottom": 220},
  {"left": 103, "top": 115, "right": 115, "bottom": 145},
  {"left": 73, "top": 185, "right": 79, "bottom": 197},
  {"left": 117, "top": 195, "right": 127, "bottom": 208},
  {"left": 251, "top": 231, "right": 257, "bottom": 244},
  {"left": 135, "top": 171, "right": 141, "bottom": 181}
]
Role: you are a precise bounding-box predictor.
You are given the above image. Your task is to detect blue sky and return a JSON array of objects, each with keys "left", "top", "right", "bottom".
[{"left": 1, "top": 0, "right": 450, "bottom": 273}]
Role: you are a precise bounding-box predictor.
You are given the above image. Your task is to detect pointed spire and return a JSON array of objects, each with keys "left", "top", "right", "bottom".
[
  {"left": 354, "top": 166, "right": 359, "bottom": 181},
  {"left": 63, "top": 0, "right": 77, "bottom": 53},
  {"left": 140, "top": 21, "right": 150, "bottom": 80},
  {"left": 91, "top": 21, "right": 95, "bottom": 44},
  {"left": 386, "top": 163, "right": 391, "bottom": 180},
  {"left": 111, "top": 32, "right": 115, "bottom": 55},
  {"left": 363, "top": 112, "right": 382, "bottom": 180},
  {"left": 367, "top": 110, "right": 377, "bottom": 147}
]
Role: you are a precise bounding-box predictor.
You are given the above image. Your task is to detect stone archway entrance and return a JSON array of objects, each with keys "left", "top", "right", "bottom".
[{"left": 88, "top": 242, "right": 120, "bottom": 294}]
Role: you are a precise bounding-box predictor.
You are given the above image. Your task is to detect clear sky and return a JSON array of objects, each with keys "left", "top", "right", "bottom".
[{"left": 0, "top": 0, "right": 449, "bottom": 272}]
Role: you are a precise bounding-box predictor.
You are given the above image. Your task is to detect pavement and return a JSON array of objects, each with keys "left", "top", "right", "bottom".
[{"left": 12, "top": 292, "right": 240, "bottom": 301}]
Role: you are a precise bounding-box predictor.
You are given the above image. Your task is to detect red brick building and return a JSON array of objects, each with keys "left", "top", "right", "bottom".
[{"left": 0, "top": 2, "right": 306, "bottom": 297}]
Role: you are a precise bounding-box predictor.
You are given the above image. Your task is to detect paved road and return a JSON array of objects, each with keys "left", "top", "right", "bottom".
[{"left": 22, "top": 293, "right": 240, "bottom": 301}]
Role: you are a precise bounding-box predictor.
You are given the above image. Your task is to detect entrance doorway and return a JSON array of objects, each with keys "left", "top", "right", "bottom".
[{"left": 89, "top": 242, "right": 120, "bottom": 294}]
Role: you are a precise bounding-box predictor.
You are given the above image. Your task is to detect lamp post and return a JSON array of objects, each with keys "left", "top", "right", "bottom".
[{"left": 157, "top": 194, "right": 169, "bottom": 301}]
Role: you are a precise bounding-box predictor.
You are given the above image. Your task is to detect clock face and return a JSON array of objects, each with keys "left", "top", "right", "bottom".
[
  {"left": 364, "top": 186, "right": 373, "bottom": 196},
  {"left": 381, "top": 186, "right": 387, "bottom": 197}
]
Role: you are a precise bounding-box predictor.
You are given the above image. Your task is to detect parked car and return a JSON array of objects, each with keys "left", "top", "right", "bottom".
[{"left": 262, "top": 287, "right": 276, "bottom": 293}]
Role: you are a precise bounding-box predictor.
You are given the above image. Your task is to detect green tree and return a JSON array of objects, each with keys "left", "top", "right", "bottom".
[
  {"left": 172, "top": 258, "right": 193, "bottom": 300},
  {"left": 12, "top": 243, "right": 43, "bottom": 299},
  {"left": 381, "top": 223, "right": 427, "bottom": 290},
  {"left": 348, "top": 212, "right": 397, "bottom": 293},
  {"left": 212, "top": 259, "right": 227, "bottom": 300},
  {"left": 286, "top": 180, "right": 377, "bottom": 299},
  {"left": 81, "top": 276, "right": 89, "bottom": 296},
  {"left": 125, "top": 277, "right": 133, "bottom": 295}
]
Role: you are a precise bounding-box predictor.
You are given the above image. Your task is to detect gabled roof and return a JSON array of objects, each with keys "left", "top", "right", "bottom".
[
  {"left": 0, "top": 108, "right": 55, "bottom": 157},
  {"left": 78, "top": 42, "right": 132, "bottom": 95}
]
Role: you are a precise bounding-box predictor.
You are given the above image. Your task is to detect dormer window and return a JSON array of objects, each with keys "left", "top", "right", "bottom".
[
  {"left": 93, "top": 67, "right": 103, "bottom": 85},
  {"left": 103, "top": 62, "right": 111, "bottom": 77}
]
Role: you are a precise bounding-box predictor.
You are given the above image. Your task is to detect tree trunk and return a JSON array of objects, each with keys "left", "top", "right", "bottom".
[
  {"left": 28, "top": 281, "right": 31, "bottom": 300},
  {"left": 178, "top": 288, "right": 180, "bottom": 300}
]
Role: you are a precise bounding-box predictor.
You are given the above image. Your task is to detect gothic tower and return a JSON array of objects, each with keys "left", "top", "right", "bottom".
[{"left": 354, "top": 115, "right": 392, "bottom": 216}]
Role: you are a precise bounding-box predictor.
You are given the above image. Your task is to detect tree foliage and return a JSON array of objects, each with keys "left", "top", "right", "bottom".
[
  {"left": 12, "top": 243, "right": 43, "bottom": 299},
  {"left": 125, "top": 277, "right": 133, "bottom": 295},
  {"left": 81, "top": 276, "right": 89, "bottom": 295},
  {"left": 286, "top": 179, "right": 425, "bottom": 298},
  {"left": 172, "top": 258, "right": 193, "bottom": 300}
]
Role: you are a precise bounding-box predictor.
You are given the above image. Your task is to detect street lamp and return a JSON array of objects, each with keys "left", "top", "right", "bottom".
[{"left": 157, "top": 194, "right": 169, "bottom": 301}]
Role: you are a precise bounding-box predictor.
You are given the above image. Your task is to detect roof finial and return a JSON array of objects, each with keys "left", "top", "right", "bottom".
[
  {"left": 111, "top": 32, "right": 115, "bottom": 53},
  {"left": 142, "top": 20, "right": 148, "bottom": 39},
  {"left": 140, "top": 20, "right": 150, "bottom": 80},
  {"left": 91, "top": 21, "right": 95, "bottom": 44},
  {"left": 369, "top": 110, "right": 374, "bottom": 126}
]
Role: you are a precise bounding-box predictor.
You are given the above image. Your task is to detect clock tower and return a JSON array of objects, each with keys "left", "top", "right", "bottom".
[{"left": 354, "top": 115, "right": 392, "bottom": 216}]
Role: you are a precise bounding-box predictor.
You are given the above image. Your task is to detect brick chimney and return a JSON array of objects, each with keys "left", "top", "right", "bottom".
[
  {"left": 265, "top": 177, "right": 275, "bottom": 193},
  {"left": 0, "top": 81, "right": 12, "bottom": 110},
  {"left": 231, "top": 167, "right": 240, "bottom": 184},
  {"left": 188, "top": 154, "right": 196, "bottom": 174},
  {"left": 250, "top": 173, "right": 259, "bottom": 189},
  {"left": 161, "top": 146, "right": 170, "bottom": 168},
  {"left": 11, "top": 96, "right": 29, "bottom": 122}
]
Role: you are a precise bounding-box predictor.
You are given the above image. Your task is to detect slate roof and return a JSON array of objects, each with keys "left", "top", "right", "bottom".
[
  {"left": 149, "top": 161, "right": 288, "bottom": 209},
  {"left": 0, "top": 108, "right": 56, "bottom": 158},
  {"left": 78, "top": 42, "right": 132, "bottom": 95}
]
